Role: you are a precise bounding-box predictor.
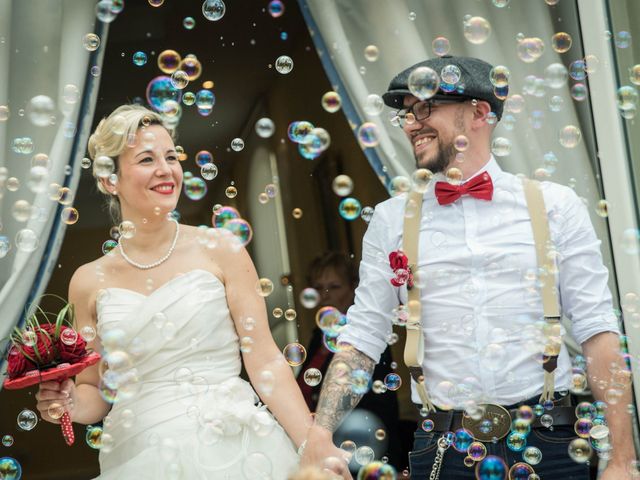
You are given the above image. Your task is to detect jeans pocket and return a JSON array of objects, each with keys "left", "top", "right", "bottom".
[{"left": 409, "top": 432, "right": 438, "bottom": 478}]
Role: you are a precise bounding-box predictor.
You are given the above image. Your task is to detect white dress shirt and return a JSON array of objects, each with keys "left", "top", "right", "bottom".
[{"left": 339, "top": 156, "right": 620, "bottom": 407}]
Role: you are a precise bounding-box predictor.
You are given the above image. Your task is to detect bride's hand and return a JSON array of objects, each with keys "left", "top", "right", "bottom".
[
  {"left": 301, "top": 426, "right": 353, "bottom": 480},
  {"left": 35, "top": 379, "right": 76, "bottom": 424}
]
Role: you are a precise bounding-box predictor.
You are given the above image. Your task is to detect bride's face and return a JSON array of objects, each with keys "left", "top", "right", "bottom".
[{"left": 115, "top": 124, "right": 183, "bottom": 218}]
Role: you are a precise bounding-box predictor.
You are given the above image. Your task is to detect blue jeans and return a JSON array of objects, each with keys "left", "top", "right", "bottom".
[{"left": 409, "top": 425, "right": 591, "bottom": 479}]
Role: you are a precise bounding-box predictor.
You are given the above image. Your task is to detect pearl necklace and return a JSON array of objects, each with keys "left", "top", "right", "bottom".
[{"left": 118, "top": 218, "right": 180, "bottom": 270}]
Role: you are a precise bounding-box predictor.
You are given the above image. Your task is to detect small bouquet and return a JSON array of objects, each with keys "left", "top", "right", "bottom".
[
  {"left": 389, "top": 250, "right": 413, "bottom": 289},
  {"left": 3, "top": 298, "right": 100, "bottom": 445}
]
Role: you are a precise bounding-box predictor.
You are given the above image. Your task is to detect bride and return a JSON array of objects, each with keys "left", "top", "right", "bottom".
[{"left": 34, "top": 104, "right": 309, "bottom": 479}]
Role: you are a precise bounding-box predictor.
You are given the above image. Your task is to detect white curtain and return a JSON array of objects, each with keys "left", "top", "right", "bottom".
[
  {"left": 0, "top": 0, "right": 104, "bottom": 360},
  {"left": 298, "top": 0, "right": 618, "bottom": 350}
]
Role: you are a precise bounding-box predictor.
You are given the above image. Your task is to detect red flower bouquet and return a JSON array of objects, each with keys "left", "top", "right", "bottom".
[
  {"left": 3, "top": 299, "right": 100, "bottom": 445},
  {"left": 389, "top": 250, "right": 413, "bottom": 289}
]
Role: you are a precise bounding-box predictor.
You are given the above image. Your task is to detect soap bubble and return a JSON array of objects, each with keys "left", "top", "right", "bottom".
[
  {"left": 268, "top": 0, "right": 285, "bottom": 18},
  {"left": 283, "top": 343, "right": 307, "bottom": 366},
  {"left": 201, "top": 163, "right": 218, "bottom": 180},
  {"left": 95, "top": 0, "right": 118, "bottom": 22},
  {"left": 0, "top": 457, "right": 22, "bottom": 480},
  {"left": 339, "top": 197, "right": 362, "bottom": 220},
  {"left": 230, "top": 138, "right": 244, "bottom": 151},
  {"left": 569, "top": 60, "right": 587, "bottom": 81},
  {"left": 364, "top": 45, "right": 380, "bottom": 62},
  {"left": 170, "top": 70, "right": 189, "bottom": 89},
  {"left": 568, "top": 438, "right": 592, "bottom": 463},
  {"left": 83, "top": 33, "right": 101, "bottom": 51},
  {"left": 517, "top": 37, "right": 545, "bottom": 63},
  {"left": 432, "top": 36, "right": 451, "bottom": 56},
  {"left": 321, "top": 91, "right": 342, "bottom": 113},
  {"left": 255, "top": 117, "right": 275, "bottom": 138},
  {"left": 202, "top": 0, "right": 225, "bottom": 21},
  {"left": 303, "top": 368, "right": 322, "bottom": 386},
  {"left": 15, "top": 229, "right": 39, "bottom": 252},
  {"left": 256, "top": 278, "right": 274, "bottom": 297},
  {"left": 615, "top": 31, "right": 631, "bottom": 49},
  {"left": 133, "top": 51, "right": 147, "bottom": 66},
  {"left": 490, "top": 66, "right": 510, "bottom": 88},
  {"left": 275, "top": 55, "right": 294, "bottom": 74},
  {"left": 617, "top": 86, "right": 638, "bottom": 111},
  {"left": 332, "top": 175, "right": 354, "bottom": 196},
  {"left": 545, "top": 63, "right": 569, "bottom": 89},
  {"left": 463, "top": 16, "right": 492, "bottom": 44},
  {"left": 158, "top": 49, "right": 181, "bottom": 74},
  {"left": 559, "top": 125, "right": 582, "bottom": 148},
  {"left": 408, "top": 66, "right": 440, "bottom": 100},
  {"left": 179, "top": 56, "right": 202, "bottom": 81},
  {"left": 17, "top": 409, "right": 38, "bottom": 431},
  {"left": 491, "top": 137, "right": 512, "bottom": 157},
  {"left": 357, "top": 122, "right": 380, "bottom": 148},
  {"left": 28, "top": 95, "right": 55, "bottom": 127},
  {"left": 146, "top": 76, "right": 181, "bottom": 113},
  {"left": 183, "top": 16, "right": 195, "bottom": 29},
  {"left": 476, "top": 456, "right": 507, "bottom": 480},
  {"left": 363, "top": 94, "right": 384, "bottom": 116},
  {"left": 552, "top": 32, "right": 572, "bottom": 53}
]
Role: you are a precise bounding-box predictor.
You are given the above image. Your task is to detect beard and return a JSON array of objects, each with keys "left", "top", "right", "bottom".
[{"left": 415, "top": 136, "right": 457, "bottom": 174}]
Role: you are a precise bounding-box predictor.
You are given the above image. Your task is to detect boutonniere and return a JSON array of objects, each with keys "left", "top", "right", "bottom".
[{"left": 389, "top": 250, "right": 413, "bottom": 289}]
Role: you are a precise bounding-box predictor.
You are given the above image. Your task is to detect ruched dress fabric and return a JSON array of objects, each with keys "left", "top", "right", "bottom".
[{"left": 93, "top": 269, "right": 298, "bottom": 479}]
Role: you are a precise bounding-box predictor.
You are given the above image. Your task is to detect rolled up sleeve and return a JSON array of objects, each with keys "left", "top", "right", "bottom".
[
  {"left": 338, "top": 206, "right": 397, "bottom": 363},
  {"left": 555, "top": 188, "right": 620, "bottom": 345}
]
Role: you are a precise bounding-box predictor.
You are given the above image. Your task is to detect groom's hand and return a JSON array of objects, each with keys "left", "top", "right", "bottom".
[{"left": 301, "top": 425, "right": 353, "bottom": 480}]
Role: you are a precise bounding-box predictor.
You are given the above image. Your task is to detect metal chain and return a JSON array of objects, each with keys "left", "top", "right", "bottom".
[{"left": 429, "top": 437, "right": 450, "bottom": 480}]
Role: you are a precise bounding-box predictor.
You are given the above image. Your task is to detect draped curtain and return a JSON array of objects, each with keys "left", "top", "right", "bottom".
[{"left": 0, "top": 0, "right": 104, "bottom": 368}]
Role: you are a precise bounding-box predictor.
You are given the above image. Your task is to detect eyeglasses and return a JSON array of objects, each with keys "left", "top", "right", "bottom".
[{"left": 393, "top": 98, "right": 474, "bottom": 127}]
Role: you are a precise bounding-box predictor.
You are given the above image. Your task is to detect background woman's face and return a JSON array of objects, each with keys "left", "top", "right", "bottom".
[{"left": 312, "top": 267, "right": 355, "bottom": 315}]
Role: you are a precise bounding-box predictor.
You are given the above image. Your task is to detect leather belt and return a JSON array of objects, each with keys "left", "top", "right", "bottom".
[{"left": 422, "top": 405, "right": 576, "bottom": 436}]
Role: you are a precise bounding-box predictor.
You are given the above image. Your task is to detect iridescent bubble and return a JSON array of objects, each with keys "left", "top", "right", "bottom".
[
  {"left": 491, "top": 137, "right": 511, "bottom": 157},
  {"left": 467, "top": 441, "right": 487, "bottom": 461},
  {"left": 303, "top": 368, "right": 322, "bottom": 387},
  {"left": 268, "top": 0, "right": 285, "bottom": 17},
  {"left": 292, "top": 208, "right": 303, "bottom": 219},
  {"left": 224, "top": 218, "right": 252, "bottom": 246},
  {"left": 302, "top": 127, "right": 331, "bottom": 154},
  {"left": 559, "top": 125, "right": 582, "bottom": 148},
  {"left": 255, "top": 117, "right": 275, "bottom": 138},
  {"left": 202, "top": 0, "right": 226, "bottom": 21},
  {"left": 630, "top": 65, "right": 640, "bottom": 86},
  {"left": 231, "top": 138, "right": 244, "bottom": 151},
  {"left": 287, "top": 121, "right": 314, "bottom": 143},
  {"left": 149, "top": 0, "right": 164, "bottom": 6},
  {"left": 432, "top": 36, "right": 451, "bottom": 56},
  {"left": 225, "top": 185, "right": 237, "bottom": 198},
  {"left": 364, "top": 45, "right": 380, "bottom": 62},
  {"left": 357, "top": 122, "right": 379, "bottom": 148},
  {"left": 0, "top": 237, "right": 10, "bottom": 258},
  {"left": 574, "top": 418, "right": 593, "bottom": 438},
  {"left": 184, "top": 177, "right": 207, "bottom": 200},
  {"left": 332, "top": 175, "right": 354, "bottom": 196},
  {"left": 517, "top": 37, "right": 545, "bottom": 63},
  {"left": 339, "top": 197, "right": 362, "bottom": 220},
  {"left": 504, "top": 94, "right": 525, "bottom": 113},
  {"left": 475, "top": 455, "right": 507, "bottom": 480},
  {"left": 95, "top": 0, "right": 117, "bottom": 22},
  {"left": 545, "top": 63, "right": 568, "bottom": 89},
  {"left": 321, "top": 91, "right": 342, "bottom": 113},
  {"left": 170, "top": 70, "right": 189, "bottom": 89},
  {"left": 212, "top": 206, "right": 240, "bottom": 228},
  {"left": 265, "top": 184, "right": 278, "bottom": 198},
  {"left": 508, "top": 462, "right": 534, "bottom": 479},
  {"left": 570, "top": 83, "right": 587, "bottom": 102},
  {"left": 463, "top": 16, "right": 492, "bottom": 44},
  {"left": 0, "top": 457, "right": 22, "bottom": 480},
  {"left": 275, "top": 55, "right": 294, "bottom": 74},
  {"left": 83, "top": 33, "right": 100, "bottom": 51},
  {"left": 183, "top": 16, "right": 196, "bottom": 29},
  {"left": 384, "top": 373, "right": 401, "bottom": 391},
  {"left": 568, "top": 438, "right": 592, "bottom": 463},
  {"left": 61, "top": 207, "right": 79, "bottom": 225},
  {"left": 2, "top": 435, "right": 14, "bottom": 447},
  {"left": 195, "top": 150, "right": 213, "bottom": 167},
  {"left": 363, "top": 94, "right": 384, "bottom": 116},
  {"left": 179, "top": 56, "right": 202, "bottom": 81},
  {"left": 299, "top": 288, "right": 320, "bottom": 309},
  {"left": 552, "top": 32, "right": 572, "bottom": 53},
  {"left": 408, "top": 66, "right": 440, "bottom": 100},
  {"left": 284, "top": 308, "right": 297, "bottom": 321},
  {"left": 492, "top": 0, "right": 510, "bottom": 7},
  {"left": 549, "top": 95, "right": 564, "bottom": 112},
  {"left": 182, "top": 91, "right": 196, "bottom": 105},
  {"left": 17, "top": 409, "right": 38, "bottom": 431},
  {"left": 157, "top": 49, "right": 181, "bottom": 74},
  {"left": 617, "top": 86, "right": 638, "bottom": 111},
  {"left": 523, "top": 446, "right": 542, "bottom": 465},
  {"left": 28, "top": 95, "right": 55, "bottom": 127},
  {"left": 490, "top": 66, "right": 510, "bottom": 88},
  {"left": 195, "top": 89, "right": 215, "bottom": 115},
  {"left": 102, "top": 239, "right": 117, "bottom": 255},
  {"left": 256, "top": 278, "right": 274, "bottom": 297},
  {"left": 201, "top": 163, "right": 218, "bottom": 180},
  {"left": 615, "top": 31, "right": 631, "bottom": 49},
  {"left": 146, "top": 76, "right": 181, "bottom": 113},
  {"left": 283, "top": 343, "right": 307, "bottom": 366},
  {"left": 15, "top": 229, "right": 38, "bottom": 252},
  {"left": 569, "top": 60, "right": 587, "bottom": 81}
]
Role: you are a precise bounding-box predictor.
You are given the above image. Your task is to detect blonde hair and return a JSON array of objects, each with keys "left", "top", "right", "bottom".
[{"left": 87, "top": 104, "right": 173, "bottom": 224}]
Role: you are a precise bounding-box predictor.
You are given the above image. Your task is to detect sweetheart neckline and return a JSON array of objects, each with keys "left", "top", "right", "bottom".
[{"left": 98, "top": 269, "right": 224, "bottom": 300}]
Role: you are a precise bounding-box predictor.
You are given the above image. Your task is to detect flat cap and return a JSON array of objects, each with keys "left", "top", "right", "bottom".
[{"left": 382, "top": 55, "right": 506, "bottom": 119}]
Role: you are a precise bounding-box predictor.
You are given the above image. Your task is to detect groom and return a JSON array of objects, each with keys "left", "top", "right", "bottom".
[{"left": 301, "top": 56, "right": 635, "bottom": 479}]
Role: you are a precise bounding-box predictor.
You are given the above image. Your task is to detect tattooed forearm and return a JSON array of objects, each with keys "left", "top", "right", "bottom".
[{"left": 314, "top": 345, "right": 376, "bottom": 432}]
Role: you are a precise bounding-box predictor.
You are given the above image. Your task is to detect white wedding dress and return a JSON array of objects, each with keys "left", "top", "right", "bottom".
[{"left": 94, "top": 269, "right": 299, "bottom": 479}]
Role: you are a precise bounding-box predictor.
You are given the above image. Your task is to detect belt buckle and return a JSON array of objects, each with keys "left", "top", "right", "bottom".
[{"left": 461, "top": 404, "right": 512, "bottom": 442}]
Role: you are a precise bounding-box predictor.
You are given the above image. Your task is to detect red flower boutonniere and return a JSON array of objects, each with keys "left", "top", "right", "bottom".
[{"left": 389, "top": 250, "right": 413, "bottom": 289}]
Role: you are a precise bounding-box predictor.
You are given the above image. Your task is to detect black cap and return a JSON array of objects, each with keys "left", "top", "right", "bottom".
[{"left": 382, "top": 55, "right": 506, "bottom": 120}]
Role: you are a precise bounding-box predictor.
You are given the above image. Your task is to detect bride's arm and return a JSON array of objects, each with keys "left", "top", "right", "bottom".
[
  {"left": 216, "top": 240, "right": 312, "bottom": 449},
  {"left": 37, "top": 266, "right": 112, "bottom": 425}
]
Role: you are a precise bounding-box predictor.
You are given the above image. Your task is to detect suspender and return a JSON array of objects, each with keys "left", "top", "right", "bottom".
[{"left": 401, "top": 178, "right": 562, "bottom": 413}]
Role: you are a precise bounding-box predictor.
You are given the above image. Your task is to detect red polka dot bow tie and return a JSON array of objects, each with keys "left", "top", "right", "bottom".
[{"left": 434, "top": 172, "right": 494, "bottom": 205}]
